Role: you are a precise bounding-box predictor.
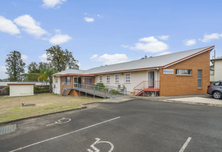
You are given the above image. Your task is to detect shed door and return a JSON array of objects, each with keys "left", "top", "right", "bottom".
[{"left": 148, "top": 71, "right": 155, "bottom": 87}]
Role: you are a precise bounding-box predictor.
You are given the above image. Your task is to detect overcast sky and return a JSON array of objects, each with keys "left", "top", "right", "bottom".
[{"left": 0, "top": 0, "right": 221, "bottom": 79}]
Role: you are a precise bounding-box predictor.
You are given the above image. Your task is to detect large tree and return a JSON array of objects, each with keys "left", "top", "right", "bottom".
[
  {"left": 28, "top": 62, "right": 39, "bottom": 73},
  {"left": 5, "top": 51, "right": 26, "bottom": 81},
  {"left": 45, "top": 45, "right": 79, "bottom": 72}
]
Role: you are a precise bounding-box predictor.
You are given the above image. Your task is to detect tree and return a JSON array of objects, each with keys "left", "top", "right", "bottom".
[
  {"left": 46, "top": 45, "right": 79, "bottom": 72},
  {"left": 141, "top": 55, "right": 148, "bottom": 59},
  {"left": 5, "top": 51, "right": 26, "bottom": 81},
  {"left": 28, "top": 62, "right": 40, "bottom": 73},
  {"left": 22, "top": 73, "right": 41, "bottom": 82},
  {"left": 38, "top": 68, "right": 57, "bottom": 92}
]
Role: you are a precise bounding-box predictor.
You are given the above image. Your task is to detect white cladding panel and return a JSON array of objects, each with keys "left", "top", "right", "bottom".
[
  {"left": 215, "top": 60, "right": 222, "bottom": 81},
  {"left": 52, "top": 76, "right": 60, "bottom": 94},
  {"left": 10, "top": 85, "right": 34, "bottom": 97}
]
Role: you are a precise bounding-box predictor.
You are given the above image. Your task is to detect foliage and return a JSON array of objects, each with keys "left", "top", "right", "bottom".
[
  {"left": 95, "top": 83, "right": 105, "bottom": 90},
  {"left": 23, "top": 73, "right": 41, "bottom": 82},
  {"left": 34, "top": 86, "right": 49, "bottom": 93},
  {"left": 28, "top": 62, "right": 40, "bottom": 73},
  {"left": 5, "top": 51, "right": 26, "bottom": 81},
  {"left": 4, "top": 86, "right": 9, "bottom": 94},
  {"left": 141, "top": 55, "right": 148, "bottom": 59},
  {"left": 110, "top": 89, "right": 123, "bottom": 95},
  {"left": 38, "top": 68, "right": 57, "bottom": 92},
  {"left": 45, "top": 45, "right": 79, "bottom": 72}
]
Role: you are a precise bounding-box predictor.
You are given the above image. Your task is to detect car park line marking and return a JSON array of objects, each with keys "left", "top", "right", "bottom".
[
  {"left": 46, "top": 118, "right": 71, "bottom": 126},
  {"left": 179, "top": 137, "right": 192, "bottom": 152},
  {"left": 9, "top": 116, "right": 121, "bottom": 152},
  {"left": 87, "top": 138, "right": 114, "bottom": 152}
]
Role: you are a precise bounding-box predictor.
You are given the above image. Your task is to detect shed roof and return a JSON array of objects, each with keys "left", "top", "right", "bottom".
[
  {"left": 211, "top": 56, "right": 222, "bottom": 61},
  {"left": 53, "top": 45, "right": 214, "bottom": 76}
]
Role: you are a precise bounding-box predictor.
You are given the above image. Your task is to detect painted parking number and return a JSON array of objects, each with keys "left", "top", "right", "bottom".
[{"left": 87, "top": 138, "right": 114, "bottom": 152}]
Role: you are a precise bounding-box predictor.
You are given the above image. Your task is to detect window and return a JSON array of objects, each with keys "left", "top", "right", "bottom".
[
  {"left": 85, "top": 77, "right": 93, "bottom": 85},
  {"left": 66, "top": 77, "right": 71, "bottom": 85},
  {"left": 125, "top": 73, "right": 131, "bottom": 83},
  {"left": 198, "top": 70, "right": 202, "bottom": 88},
  {"left": 176, "top": 69, "right": 192, "bottom": 75},
  {"left": 210, "top": 70, "right": 214, "bottom": 76},
  {"left": 214, "top": 82, "right": 222, "bottom": 86},
  {"left": 55, "top": 78, "right": 58, "bottom": 83},
  {"left": 61, "top": 77, "right": 65, "bottom": 85},
  {"left": 106, "top": 75, "right": 110, "bottom": 83},
  {"left": 115, "top": 74, "right": 120, "bottom": 83},
  {"left": 99, "top": 76, "right": 103, "bottom": 83}
]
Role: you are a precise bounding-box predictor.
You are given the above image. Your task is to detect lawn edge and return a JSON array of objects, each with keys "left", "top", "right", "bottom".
[{"left": 0, "top": 105, "right": 87, "bottom": 125}]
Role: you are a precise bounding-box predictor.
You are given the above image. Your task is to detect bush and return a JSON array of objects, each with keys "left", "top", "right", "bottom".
[
  {"left": 110, "top": 89, "right": 122, "bottom": 95},
  {"left": 4, "top": 86, "right": 9, "bottom": 94},
  {"left": 95, "top": 83, "right": 105, "bottom": 91},
  {"left": 34, "top": 86, "right": 49, "bottom": 93}
]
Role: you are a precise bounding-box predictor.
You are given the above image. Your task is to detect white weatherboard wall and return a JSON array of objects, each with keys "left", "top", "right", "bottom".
[
  {"left": 95, "top": 70, "right": 159, "bottom": 92},
  {"left": 215, "top": 60, "right": 222, "bottom": 81},
  {"left": 52, "top": 76, "right": 60, "bottom": 94},
  {"left": 9, "top": 85, "right": 34, "bottom": 97}
]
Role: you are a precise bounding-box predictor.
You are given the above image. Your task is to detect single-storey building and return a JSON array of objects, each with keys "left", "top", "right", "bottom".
[
  {"left": 8, "top": 83, "right": 35, "bottom": 97},
  {"left": 210, "top": 56, "right": 222, "bottom": 82},
  {"left": 52, "top": 45, "right": 214, "bottom": 97}
]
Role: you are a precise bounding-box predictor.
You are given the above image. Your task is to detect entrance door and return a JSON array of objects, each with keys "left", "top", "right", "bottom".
[
  {"left": 74, "top": 77, "right": 82, "bottom": 88},
  {"left": 148, "top": 71, "right": 155, "bottom": 88}
]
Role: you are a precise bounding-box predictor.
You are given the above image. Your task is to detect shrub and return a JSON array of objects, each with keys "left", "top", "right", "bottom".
[
  {"left": 110, "top": 89, "right": 122, "bottom": 95},
  {"left": 4, "top": 86, "right": 9, "bottom": 94},
  {"left": 34, "top": 86, "right": 49, "bottom": 93},
  {"left": 95, "top": 83, "right": 105, "bottom": 90}
]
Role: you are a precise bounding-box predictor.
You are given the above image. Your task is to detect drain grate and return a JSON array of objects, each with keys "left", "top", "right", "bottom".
[{"left": 0, "top": 124, "right": 17, "bottom": 135}]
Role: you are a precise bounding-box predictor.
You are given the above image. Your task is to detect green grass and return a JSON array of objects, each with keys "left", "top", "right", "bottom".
[{"left": 0, "top": 93, "right": 104, "bottom": 122}]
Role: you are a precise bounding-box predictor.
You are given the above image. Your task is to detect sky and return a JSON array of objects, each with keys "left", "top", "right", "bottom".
[{"left": 0, "top": 0, "right": 222, "bottom": 79}]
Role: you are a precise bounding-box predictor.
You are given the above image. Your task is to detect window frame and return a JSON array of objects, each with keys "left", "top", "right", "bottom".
[
  {"left": 55, "top": 77, "right": 58, "bottom": 83},
  {"left": 61, "top": 77, "right": 65, "bottom": 85},
  {"left": 106, "top": 75, "right": 110, "bottom": 83},
  {"left": 99, "top": 75, "right": 103, "bottom": 83},
  {"left": 198, "top": 70, "right": 202, "bottom": 88},
  {"left": 66, "top": 77, "right": 71, "bottom": 85},
  {"left": 176, "top": 69, "right": 192, "bottom": 75},
  {"left": 114, "top": 74, "right": 120, "bottom": 83},
  {"left": 125, "top": 73, "right": 131, "bottom": 83}
]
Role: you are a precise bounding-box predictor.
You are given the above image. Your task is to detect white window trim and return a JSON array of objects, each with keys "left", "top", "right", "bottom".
[
  {"left": 55, "top": 77, "right": 58, "bottom": 83},
  {"left": 114, "top": 74, "right": 120, "bottom": 83},
  {"left": 106, "top": 75, "right": 110, "bottom": 83},
  {"left": 176, "top": 69, "right": 192, "bottom": 75},
  {"left": 99, "top": 75, "right": 103, "bottom": 83},
  {"left": 125, "top": 73, "right": 131, "bottom": 83}
]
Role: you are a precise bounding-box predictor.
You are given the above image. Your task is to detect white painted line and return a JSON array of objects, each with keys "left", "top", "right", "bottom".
[
  {"left": 9, "top": 116, "right": 121, "bottom": 152},
  {"left": 87, "top": 138, "right": 114, "bottom": 152},
  {"left": 179, "top": 137, "right": 192, "bottom": 152}
]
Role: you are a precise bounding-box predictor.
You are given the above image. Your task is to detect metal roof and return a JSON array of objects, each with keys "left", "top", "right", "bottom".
[
  {"left": 53, "top": 45, "right": 214, "bottom": 76},
  {"left": 0, "top": 82, "right": 49, "bottom": 86},
  {"left": 211, "top": 56, "right": 222, "bottom": 61}
]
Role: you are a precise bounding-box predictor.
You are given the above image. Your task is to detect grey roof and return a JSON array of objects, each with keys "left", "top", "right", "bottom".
[
  {"left": 211, "top": 56, "right": 222, "bottom": 61},
  {"left": 0, "top": 82, "right": 49, "bottom": 86},
  {"left": 53, "top": 46, "right": 214, "bottom": 76}
]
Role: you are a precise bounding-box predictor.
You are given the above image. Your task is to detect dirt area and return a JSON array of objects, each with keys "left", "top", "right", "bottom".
[{"left": 0, "top": 93, "right": 104, "bottom": 122}]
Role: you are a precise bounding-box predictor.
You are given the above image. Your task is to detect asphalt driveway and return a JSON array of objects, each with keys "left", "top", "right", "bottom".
[{"left": 0, "top": 99, "right": 222, "bottom": 152}]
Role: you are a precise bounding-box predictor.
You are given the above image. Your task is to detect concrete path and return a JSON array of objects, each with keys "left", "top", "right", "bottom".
[
  {"left": 169, "top": 97, "right": 222, "bottom": 105},
  {"left": 131, "top": 94, "right": 222, "bottom": 107}
]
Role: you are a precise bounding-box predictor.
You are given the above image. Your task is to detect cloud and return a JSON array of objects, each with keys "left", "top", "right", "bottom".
[
  {"left": 90, "top": 54, "right": 98, "bottom": 59},
  {"left": 183, "top": 39, "right": 196, "bottom": 46},
  {"left": 39, "top": 54, "right": 48, "bottom": 62},
  {"left": 158, "top": 35, "right": 169, "bottom": 40},
  {"left": 42, "top": 0, "right": 66, "bottom": 8},
  {"left": 92, "top": 54, "right": 129, "bottom": 65},
  {"left": 0, "top": 66, "right": 7, "bottom": 79},
  {"left": 84, "top": 17, "right": 95, "bottom": 22},
  {"left": 0, "top": 16, "right": 20, "bottom": 35},
  {"left": 49, "top": 34, "right": 72, "bottom": 44},
  {"left": 21, "top": 54, "right": 28, "bottom": 60},
  {"left": 200, "top": 33, "right": 222, "bottom": 43},
  {"left": 122, "top": 36, "right": 169, "bottom": 53},
  {"left": 14, "top": 15, "right": 48, "bottom": 38},
  {"left": 157, "top": 52, "right": 172, "bottom": 56}
]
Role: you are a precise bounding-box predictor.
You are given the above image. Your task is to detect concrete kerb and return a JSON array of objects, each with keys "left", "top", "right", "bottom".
[{"left": 130, "top": 96, "right": 222, "bottom": 107}]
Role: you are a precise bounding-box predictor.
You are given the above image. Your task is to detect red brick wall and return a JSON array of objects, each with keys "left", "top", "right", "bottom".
[{"left": 159, "top": 51, "right": 210, "bottom": 96}]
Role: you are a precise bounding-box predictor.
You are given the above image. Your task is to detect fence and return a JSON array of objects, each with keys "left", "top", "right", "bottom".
[{"left": 0, "top": 87, "right": 8, "bottom": 96}]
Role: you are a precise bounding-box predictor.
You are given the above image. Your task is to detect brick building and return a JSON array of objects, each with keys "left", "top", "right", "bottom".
[{"left": 52, "top": 46, "right": 214, "bottom": 97}]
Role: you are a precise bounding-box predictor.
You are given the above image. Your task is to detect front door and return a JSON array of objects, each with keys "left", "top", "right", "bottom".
[
  {"left": 148, "top": 71, "right": 155, "bottom": 88},
  {"left": 74, "top": 77, "right": 82, "bottom": 88}
]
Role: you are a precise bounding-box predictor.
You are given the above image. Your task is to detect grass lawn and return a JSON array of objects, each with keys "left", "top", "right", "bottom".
[{"left": 0, "top": 93, "right": 104, "bottom": 122}]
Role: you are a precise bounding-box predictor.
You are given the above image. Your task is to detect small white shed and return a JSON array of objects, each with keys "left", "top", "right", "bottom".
[{"left": 8, "top": 83, "right": 35, "bottom": 97}]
